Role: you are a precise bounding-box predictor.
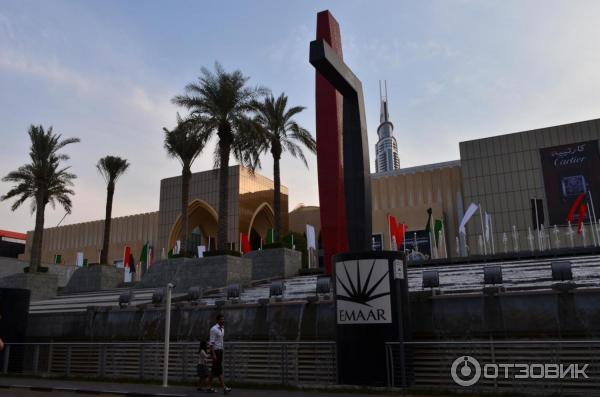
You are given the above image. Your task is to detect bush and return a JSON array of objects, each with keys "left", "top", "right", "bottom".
[
  {"left": 24, "top": 266, "right": 49, "bottom": 273},
  {"left": 263, "top": 242, "right": 283, "bottom": 250},
  {"left": 204, "top": 250, "right": 241, "bottom": 257}
]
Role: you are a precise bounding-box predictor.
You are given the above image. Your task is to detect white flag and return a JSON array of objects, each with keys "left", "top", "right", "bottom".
[
  {"left": 306, "top": 224, "right": 316, "bottom": 250},
  {"left": 459, "top": 203, "right": 479, "bottom": 234},
  {"left": 76, "top": 252, "right": 84, "bottom": 267}
]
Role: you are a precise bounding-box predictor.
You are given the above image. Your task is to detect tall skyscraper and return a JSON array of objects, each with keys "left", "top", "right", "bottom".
[{"left": 374, "top": 81, "right": 400, "bottom": 173}]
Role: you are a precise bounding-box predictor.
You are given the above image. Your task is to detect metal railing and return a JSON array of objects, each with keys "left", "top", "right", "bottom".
[
  {"left": 0, "top": 341, "right": 337, "bottom": 386},
  {"left": 386, "top": 340, "right": 600, "bottom": 394}
]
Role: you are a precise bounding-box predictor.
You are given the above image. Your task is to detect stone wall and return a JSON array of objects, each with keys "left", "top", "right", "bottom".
[
  {"left": 26, "top": 300, "right": 335, "bottom": 342},
  {"left": 244, "top": 248, "right": 301, "bottom": 280},
  {"left": 140, "top": 255, "right": 252, "bottom": 292},
  {"left": 64, "top": 265, "right": 125, "bottom": 293},
  {"left": 0, "top": 273, "right": 58, "bottom": 301}
]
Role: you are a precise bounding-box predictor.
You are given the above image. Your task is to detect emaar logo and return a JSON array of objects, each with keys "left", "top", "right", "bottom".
[{"left": 336, "top": 259, "right": 392, "bottom": 324}]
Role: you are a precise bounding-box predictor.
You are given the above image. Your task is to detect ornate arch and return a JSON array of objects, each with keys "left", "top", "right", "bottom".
[{"left": 168, "top": 199, "right": 219, "bottom": 250}]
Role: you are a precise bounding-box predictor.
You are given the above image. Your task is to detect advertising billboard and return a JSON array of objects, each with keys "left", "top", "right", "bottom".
[{"left": 540, "top": 140, "right": 600, "bottom": 225}]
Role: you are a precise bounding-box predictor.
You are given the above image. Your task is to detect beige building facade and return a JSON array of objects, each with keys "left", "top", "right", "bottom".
[
  {"left": 20, "top": 166, "right": 287, "bottom": 266},
  {"left": 289, "top": 160, "right": 464, "bottom": 258},
  {"left": 20, "top": 212, "right": 158, "bottom": 266}
]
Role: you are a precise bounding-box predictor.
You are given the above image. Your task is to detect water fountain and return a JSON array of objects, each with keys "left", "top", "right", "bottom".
[
  {"left": 512, "top": 225, "right": 519, "bottom": 252},
  {"left": 527, "top": 227, "right": 535, "bottom": 252},
  {"left": 567, "top": 221, "right": 575, "bottom": 248},
  {"left": 553, "top": 225, "right": 560, "bottom": 250}
]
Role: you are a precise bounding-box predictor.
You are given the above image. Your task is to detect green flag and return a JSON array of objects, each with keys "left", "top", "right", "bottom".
[
  {"left": 434, "top": 219, "right": 443, "bottom": 247},
  {"left": 424, "top": 208, "right": 433, "bottom": 232},
  {"left": 140, "top": 243, "right": 148, "bottom": 264},
  {"left": 267, "top": 229, "right": 274, "bottom": 244},
  {"left": 140, "top": 243, "right": 148, "bottom": 274},
  {"left": 54, "top": 254, "right": 62, "bottom": 264}
]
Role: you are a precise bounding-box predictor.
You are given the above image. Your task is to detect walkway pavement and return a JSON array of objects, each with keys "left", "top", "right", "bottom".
[{"left": 0, "top": 376, "right": 404, "bottom": 397}]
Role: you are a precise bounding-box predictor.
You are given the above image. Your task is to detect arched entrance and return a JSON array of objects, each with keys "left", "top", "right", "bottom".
[
  {"left": 168, "top": 199, "right": 218, "bottom": 252},
  {"left": 248, "top": 202, "right": 275, "bottom": 249}
]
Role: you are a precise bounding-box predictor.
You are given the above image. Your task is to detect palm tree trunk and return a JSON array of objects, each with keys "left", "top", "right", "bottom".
[
  {"left": 181, "top": 166, "right": 191, "bottom": 255},
  {"left": 273, "top": 155, "right": 281, "bottom": 243},
  {"left": 100, "top": 182, "right": 115, "bottom": 265},
  {"left": 30, "top": 194, "right": 45, "bottom": 272},
  {"left": 217, "top": 134, "right": 231, "bottom": 251}
]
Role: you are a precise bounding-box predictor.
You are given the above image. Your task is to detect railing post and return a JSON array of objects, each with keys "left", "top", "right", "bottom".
[
  {"left": 99, "top": 345, "right": 106, "bottom": 378},
  {"left": 32, "top": 345, "right": 40, "bottom": 375},
  {"left": 139, "top": 344, "right": 145, "bottom": 380},
  {"left": 66, "top": 346, "right": 72, "bottom": 377},
  {"left": 489, "top": 339, "right": 497, "bottom": 390},
  {"left": 162, "top": 283, "right": 174, "bottom": 388},
  {"left": 2, "top": 345, "right": 10, "bottom": 374},
  {"left": 182, "top": 344, "right": 187, "bottom": 382},
  {"left": 280, "top": 344, "right": 285, "bottom": 385},
  {"left": 48, "top": 343, "right": 53, "bottom": 374}
]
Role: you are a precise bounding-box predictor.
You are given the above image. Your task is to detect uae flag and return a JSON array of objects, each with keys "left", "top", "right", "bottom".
[{"left": 123, "top": 246, "right": 131, "bottom": 267}]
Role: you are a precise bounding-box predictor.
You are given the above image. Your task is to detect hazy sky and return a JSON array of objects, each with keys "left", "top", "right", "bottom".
[{"left": 2, "top": 1, "right": 600, "bottom": 233}]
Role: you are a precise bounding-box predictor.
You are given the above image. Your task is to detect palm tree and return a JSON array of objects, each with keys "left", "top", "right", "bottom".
[
  {"left": 1, "top": 125, "right": 79, "bottom": 272},
  {"left": 97, "top": 156, "right": 130, "bottom": 264},
  {"left": 172, "top": 62, "right": 266, "bottom": 250},
  {"left": 251, "top": 93, "right": 316, "bottom": 242},
  {"left": 163, "top": 115, "right": 209, "bottom": 254}
]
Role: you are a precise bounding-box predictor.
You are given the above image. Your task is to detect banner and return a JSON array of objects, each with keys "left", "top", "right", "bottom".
[
  {"left": 371, "top": 234, "right": 383, "bottom": 251},
  {"left": 399, "top": 230, "right": 432, "bottom": 259},
  {"left": 540, "top": 140, "right": 600, "bottom": 225},
  {"left": 459, "top": 203, "right": 479, "bottom": 234}
]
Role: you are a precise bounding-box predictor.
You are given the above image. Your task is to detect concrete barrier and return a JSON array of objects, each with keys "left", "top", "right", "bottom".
[
  {"left": 140, "top": 255, "right": 252, "bottom": 292},
  {"left": 244, "top": 248, "right": 301, "bottom": 280},
  {"left": 64, "top": 265, "right": 124, "bottom": 293}
]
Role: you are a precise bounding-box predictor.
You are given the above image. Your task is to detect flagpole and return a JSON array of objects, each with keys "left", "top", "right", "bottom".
[
  {"left": 442, "top": 221, "right": 448, "bottom": 259},
  {"left": 428, "top": 213, "right": 435, "bottom": 260},
  {"left": 478, "top": 204, "right": 487, "bottom": 255},
  {"left": 533, "top": 198, "right": 542, "bottom": 250},
  {"left": 587, "top": 191, "right": 599, "bottom": 246},
  {"left": 388, "top": 215, "right": 393, "bottom": 251},
  {"left": 490, "top": 216, "right": 495, "bottom": 255}
]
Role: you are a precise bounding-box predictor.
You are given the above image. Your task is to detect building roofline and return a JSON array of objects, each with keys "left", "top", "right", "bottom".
[
  {"left": 459, "top": 117, "right": 600, "bottom": 145},
  {"left": 372, "top": 160, "right": 461, "bottom": 178}
]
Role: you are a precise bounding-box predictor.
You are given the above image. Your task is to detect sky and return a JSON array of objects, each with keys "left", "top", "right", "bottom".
[{"left": 2, "top": 0, "right": 600, "bottom": 233}]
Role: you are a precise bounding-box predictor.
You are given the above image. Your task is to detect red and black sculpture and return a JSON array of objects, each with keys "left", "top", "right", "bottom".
[
  {"left": 314, "top": 11, "right": 349, "bottom": 274},
  {"left": 313, "top": 10, "right": 372, "bottom": 274},
  {"left": 311, "top": 11, "right": 410, "bottom": 387}
]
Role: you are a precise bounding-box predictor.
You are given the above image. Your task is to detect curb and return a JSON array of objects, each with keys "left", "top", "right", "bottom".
[{"left": 0, "top": 383, "right": 189, "bottom": 397}]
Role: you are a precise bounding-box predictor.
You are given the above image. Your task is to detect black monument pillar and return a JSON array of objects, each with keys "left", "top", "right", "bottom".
[{"left": 310, "top": 36, "right": 411, "bottom": 386}]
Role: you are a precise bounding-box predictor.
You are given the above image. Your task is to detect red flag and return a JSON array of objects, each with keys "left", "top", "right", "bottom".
[
  {"left": 567, "top": 193, "right": 586, "bottom": 223},
  {"left": 240, "top": 233, "right": 251, "bottom": 254},
  {"left": 396, "top": 223, "right": 407, "bottom": 248},
  {"left": 578, "top": 203, "right": 588, "bottom": 235},
  {"left": 123, "top": 246, "right": 131, "bottom": 267},
  {"left": 388, "top": 215, "right": 398, "bottom": 249}
]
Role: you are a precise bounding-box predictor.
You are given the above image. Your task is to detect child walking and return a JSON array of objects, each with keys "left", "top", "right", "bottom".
[{"left": 197, "top": 340, "right": 210, "bottom": 392}]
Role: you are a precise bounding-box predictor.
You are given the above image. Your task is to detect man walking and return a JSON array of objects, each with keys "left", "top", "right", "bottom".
[{"left": 208, "top": 314, "right": 231, "bottom": 394}]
